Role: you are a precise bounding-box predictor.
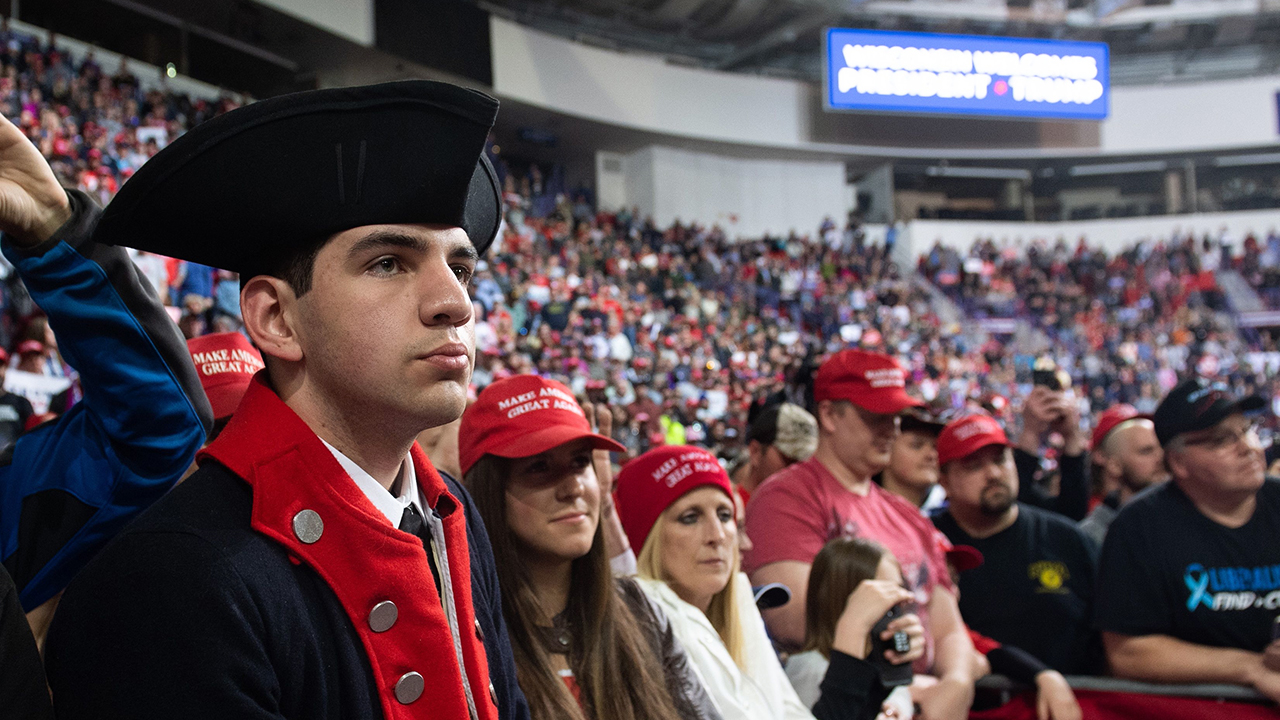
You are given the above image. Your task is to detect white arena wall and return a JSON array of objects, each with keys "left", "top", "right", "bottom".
[
  {"left": 608, "top": 146, "right": 850, "bottom": 239},
  {"left": 256, "top": 0, "right": 375, "bottom": 47},
  {"left": 901, "top": 209, "right": 1280, "bottom": 259}
]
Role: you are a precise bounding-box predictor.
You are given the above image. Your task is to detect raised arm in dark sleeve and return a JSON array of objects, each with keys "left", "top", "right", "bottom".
[
  {"left": 1015, "top": 448, "right": 1090, "bottom": 521},
  {"left": 0, "top": 188, "right": 213, "bottom": 611}
]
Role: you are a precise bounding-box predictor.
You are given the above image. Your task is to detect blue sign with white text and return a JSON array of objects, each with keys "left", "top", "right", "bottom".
[{"left": 824, "top": 28, "right": 1109, "bottom": 120}]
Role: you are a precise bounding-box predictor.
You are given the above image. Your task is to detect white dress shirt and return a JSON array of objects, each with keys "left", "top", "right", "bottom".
[{"left": 320, "top": 439, "right": 421, "bottom": 526}]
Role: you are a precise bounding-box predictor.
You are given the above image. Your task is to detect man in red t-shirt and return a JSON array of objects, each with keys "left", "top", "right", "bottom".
[{"left": 744, "top": 349, "right": 975, "bottom": 720}]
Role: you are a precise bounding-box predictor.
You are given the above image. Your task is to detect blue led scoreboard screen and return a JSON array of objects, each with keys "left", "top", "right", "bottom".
[{"left": 824, "top": 28, "right": 1109, "bottom": 120}]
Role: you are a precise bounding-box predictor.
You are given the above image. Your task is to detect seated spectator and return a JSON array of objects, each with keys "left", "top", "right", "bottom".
[
  {"left": 743, "top": 349, "right": 975, "bottom": 720},
  {"left": 877, "top": 410, "right": 945, "bottom": 513},
  {"left": 460, "top": 375, "right": 719, "bottom": 720},
  {"left": 1013, "top": 385, "right": 1089, "bottom": 521},
  {"left": 1078, "top": 404, "right": 1166, "bottom": 546},
  {"left": 14, "top": 338, "right": 44, "bottom": 373},
  {"left": 1096, "top": 378, "right": 1280, "bottom": 701},
  {"left": 0, "top": 346, "right": 33, "bottom": 450},
  {"left": 931, "top": 414, "right": 1102, "bottom": 676},
  {"left": 618, "top": 445, "right": 842, "bottom": 720},
  {"left": 185, "top": 331, "right": 264, "bottom": 444},
  {"left": 737, "top": 402, "right": 818, "bottom": 496},
  {"left": 786, "top": 537, "right": 924, "bottom": 718}
]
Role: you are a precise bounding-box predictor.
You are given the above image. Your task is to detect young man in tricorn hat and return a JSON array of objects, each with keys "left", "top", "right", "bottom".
[{"left": 45, "top": 81, "right": 530, "bottom": 720}]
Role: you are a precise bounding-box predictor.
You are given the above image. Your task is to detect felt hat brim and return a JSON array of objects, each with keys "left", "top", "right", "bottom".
[{"left": 93, "top": 80, "right": 501, "bottom": 273}]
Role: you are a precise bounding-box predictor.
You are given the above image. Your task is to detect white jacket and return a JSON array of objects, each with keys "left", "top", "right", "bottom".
[{"left": 636, "top": 573, "right": 814, "bottom": 720}]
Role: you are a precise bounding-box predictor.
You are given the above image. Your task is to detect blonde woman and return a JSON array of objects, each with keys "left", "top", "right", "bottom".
[{"left": 616, "top": 445, "right": 922, "bottom": 720}]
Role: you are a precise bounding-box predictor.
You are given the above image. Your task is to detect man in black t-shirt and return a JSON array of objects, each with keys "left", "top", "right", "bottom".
[
  {"left": 932, "top": 413, "right": 1102, "bottom": 676},
  {"left": 1096, "top": 378, "right": 1280, "bottom": 702}
]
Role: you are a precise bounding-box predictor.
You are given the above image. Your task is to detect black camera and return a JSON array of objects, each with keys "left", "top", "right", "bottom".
[
  {"left": 868, "top": 603, "right": 914, "bottom": 688},
  {"left": 1032, "top": 356, "right": 1070, "bottom": 391}
]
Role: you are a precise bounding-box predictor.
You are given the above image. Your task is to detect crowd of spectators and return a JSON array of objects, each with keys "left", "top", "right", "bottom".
[
  {"left": 7, "top": 24, "right": 1280, "bottom": 480},
  {"left": 4, "top": 22, "right": 1280, "bottom": 720},
  {"left": 920, "top": 233, "right": 1280, "bottom": 446}
]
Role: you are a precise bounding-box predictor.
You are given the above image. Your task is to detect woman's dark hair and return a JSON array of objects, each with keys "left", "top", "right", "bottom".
[
  {"left": 802, "top": 536, "right": 890, "bottom": 659},
  {"left": 464, "top": 455, "right": 683, "bottom": 720}
]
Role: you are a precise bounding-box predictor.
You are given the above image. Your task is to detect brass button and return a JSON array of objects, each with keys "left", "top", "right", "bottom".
[
  {"left": 474, "top": 618, "right": 484, "bottom": 643},
  {"left": 368, "top": 601, "right": 398, "bottom": 633},
  {"left": 488, "top": 681, "right": 498, "bottom": 706},
  {"left": 395, "top": 672, "right": 424, "bottom": 704},
  {"left": 291, "top": 510, "right": 323, "bottom": 544}
]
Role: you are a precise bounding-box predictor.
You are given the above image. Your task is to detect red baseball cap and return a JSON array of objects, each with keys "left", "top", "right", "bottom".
[
  {"left": 16, "top": 340, "right": 44, "bottom": 356},
  {"left": 614, "top": 445, "right": 732, "bottom": 550},
  {"left": 187, "top": 332, "right": 265, "bottom": 419},
  {"left": 1090, "top": 404, "right": 1152, "bottom": 452},
  {"left": 813, "top": 349, "right": 924, "bottom": 414},
  {"left": 936, "top": 413, "right": 1010, "bottom": 466},
  {"left": 946, "top": 544, "right": 985, "bottom": 572},
  {"left": 459, "top": 375, "right": 624, "bottom": 475}
]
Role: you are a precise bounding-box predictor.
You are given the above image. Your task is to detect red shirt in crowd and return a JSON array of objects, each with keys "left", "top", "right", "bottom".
[{"left": 743, "top": 456, "right": 954, "bottom": 670}]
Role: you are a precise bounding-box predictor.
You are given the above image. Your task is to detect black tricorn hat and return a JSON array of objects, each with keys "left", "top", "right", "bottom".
[{"left": 93, "top": 80, "right": 501, "bottom": 273}]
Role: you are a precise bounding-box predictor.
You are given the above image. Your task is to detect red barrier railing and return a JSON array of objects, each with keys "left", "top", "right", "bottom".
[{"left": 970, "top": 675, "right": 1275, "bottom": 719}]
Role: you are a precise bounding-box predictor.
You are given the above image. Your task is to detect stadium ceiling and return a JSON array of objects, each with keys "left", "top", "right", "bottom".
[{"left": 474, "top": 0, "right": 1280, "bottom": 84}]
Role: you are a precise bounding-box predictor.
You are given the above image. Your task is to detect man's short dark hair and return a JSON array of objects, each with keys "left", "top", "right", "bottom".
[
  {"left": 748, "top": 403, "right": 782, "bottom": 446},
  {"left": 240, "top": 232, "right": 331, "bottom": 297}
]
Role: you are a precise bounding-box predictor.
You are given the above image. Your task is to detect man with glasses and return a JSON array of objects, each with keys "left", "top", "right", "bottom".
[
  {"left": 744, "top": 349, "right": 975, "bottom": 720},
  {"left": 1095, "top": 378, "right": 1280, "bottom": 701}
]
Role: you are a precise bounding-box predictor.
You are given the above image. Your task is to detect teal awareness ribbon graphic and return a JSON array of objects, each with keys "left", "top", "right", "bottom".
[{"left": 1185, "top": 564, "right": 1214, "bottom": 611}]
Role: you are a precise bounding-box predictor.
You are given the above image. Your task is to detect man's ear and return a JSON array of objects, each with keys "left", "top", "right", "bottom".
[
  {"left": 240, "top": 276, "right": 303, "bottom": 363},
  {"left": 936, "top": 463, "right": 953, "bottom": 494},
  {"left": 816, "top": 400, "right": 841, "bottom": 435},
  {"left": 1102, "top": 451, "right": 1123, "bottom": 480},
  {"left": 1164, "top": 447, "right": 1188, "bottom": 481}
]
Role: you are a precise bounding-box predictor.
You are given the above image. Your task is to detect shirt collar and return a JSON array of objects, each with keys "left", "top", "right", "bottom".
[{"left": 320, "top": 439, "right": 421, "bottom": 527}]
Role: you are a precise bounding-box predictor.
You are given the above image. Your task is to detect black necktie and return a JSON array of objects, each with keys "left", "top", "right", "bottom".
[{"left": 399, "top": 504, "right": 443, "bottom": 597}]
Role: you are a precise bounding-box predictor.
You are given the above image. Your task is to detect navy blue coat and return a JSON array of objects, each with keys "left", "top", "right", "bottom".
[{"left": 45, "top": 379, "right": 530, "bottom": 720}]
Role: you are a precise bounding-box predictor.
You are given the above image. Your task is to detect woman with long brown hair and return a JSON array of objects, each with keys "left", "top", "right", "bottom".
[{"left": 460, "top": 375, "right": 719, "bottom": 720}]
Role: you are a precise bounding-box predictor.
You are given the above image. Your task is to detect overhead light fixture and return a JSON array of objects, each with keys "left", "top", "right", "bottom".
[
  {"left": 924, "top": 166, "right": 1031, "bottom": 181},
  {"left": 1069, "top": 160, "right": 1168, "bottom": 176},
  {"left": 1213, "top": 152, "right": 1280, "bottom": 167}
]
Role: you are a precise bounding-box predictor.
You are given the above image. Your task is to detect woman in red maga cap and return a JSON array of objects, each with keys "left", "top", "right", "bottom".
[
  {"left": 614, "top": 445, "right": 925, "bottom": 720},
  {"left": 459, "top": 375, "right": 720, "bottom": 720}
]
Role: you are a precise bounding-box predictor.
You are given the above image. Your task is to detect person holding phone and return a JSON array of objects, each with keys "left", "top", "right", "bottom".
[
  {"left": 1014, "top": 361, "right": 1090, "bottom": 521},
  {"left": 786, "top": 537, "right": 924, "bottom": 720}
]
